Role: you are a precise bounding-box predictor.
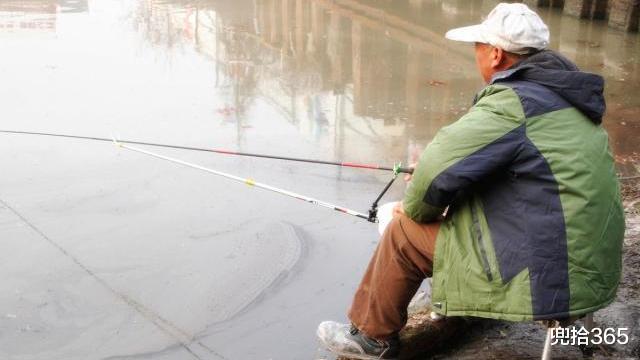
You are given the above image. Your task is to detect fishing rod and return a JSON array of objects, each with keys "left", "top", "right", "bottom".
[
  {"left": 0, "top": 130, "right": 413, "bottom": 174},
  {"left": 113, "top": 140, "right": 383, "bottom": 222}
]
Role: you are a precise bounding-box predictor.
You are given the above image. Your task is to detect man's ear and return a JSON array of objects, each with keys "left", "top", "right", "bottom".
[{"left": 490, "top": 47, "right": 505, "bottom": 69}]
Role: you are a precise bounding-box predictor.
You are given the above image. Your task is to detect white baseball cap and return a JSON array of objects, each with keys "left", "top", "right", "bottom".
[{"left": 445, "top": 3, "right": 549, "bottom": 55}]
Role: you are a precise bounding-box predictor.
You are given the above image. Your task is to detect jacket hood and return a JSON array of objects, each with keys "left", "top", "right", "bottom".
[{"left": 491, "top": 50, "right": 605, "bottom": 124}]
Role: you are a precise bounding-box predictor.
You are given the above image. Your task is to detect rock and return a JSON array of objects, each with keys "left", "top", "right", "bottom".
[{"left": 594, "top": 302, "right": 640, "bottom": 358}]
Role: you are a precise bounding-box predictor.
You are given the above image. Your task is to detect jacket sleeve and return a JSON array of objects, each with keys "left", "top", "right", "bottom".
[{"left": 404, "top": 86, "right": 524, "bottom": 222}]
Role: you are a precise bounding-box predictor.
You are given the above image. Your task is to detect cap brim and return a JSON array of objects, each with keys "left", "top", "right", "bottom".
[{"left": 445, "top": 24, "right": 487, "bottom": 43}]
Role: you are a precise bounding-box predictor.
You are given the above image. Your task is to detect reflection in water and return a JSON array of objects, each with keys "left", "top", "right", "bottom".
[
  {"left": 0, "top": 0, "right": 88, "bottom": 33},
  {"left": 0, "top": 1, "right": 58, "bottom": 32},
  {"left": 58, "top": 0, "right": 88, "bottom": 13},
  {"left": 134, "top": 0, "right": 640, "bottom": 177}
]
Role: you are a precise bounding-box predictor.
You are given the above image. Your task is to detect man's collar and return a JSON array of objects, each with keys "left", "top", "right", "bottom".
[{"left": 489, "top": 68, "right": 521, "bottom": 84}]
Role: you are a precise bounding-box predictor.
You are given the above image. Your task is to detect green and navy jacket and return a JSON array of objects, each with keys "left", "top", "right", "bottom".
[{"left": 404, "top": 51, "right": 624, "bottom": 321}]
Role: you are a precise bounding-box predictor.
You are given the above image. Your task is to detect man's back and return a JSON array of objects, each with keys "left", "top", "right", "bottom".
[{"left": 405, "top": 50, "right": 624, "bottom": 321}]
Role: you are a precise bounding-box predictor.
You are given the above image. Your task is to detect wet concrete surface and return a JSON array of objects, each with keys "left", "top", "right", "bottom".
[{"left": 0, "top": 0, "right": 638, "bottom": 359}]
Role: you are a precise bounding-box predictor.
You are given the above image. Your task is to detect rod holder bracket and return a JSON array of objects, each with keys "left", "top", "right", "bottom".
[{"left": 368, "top": 207, "right": 378, "bottom": 223}]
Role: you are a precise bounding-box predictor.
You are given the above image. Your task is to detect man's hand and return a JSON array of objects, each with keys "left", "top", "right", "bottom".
[
  {"left": 404, "top": 163, "right": 417, "bottom": 182},
  {"left": 392, "top": 201, "right": 405, "bottom": 217}
]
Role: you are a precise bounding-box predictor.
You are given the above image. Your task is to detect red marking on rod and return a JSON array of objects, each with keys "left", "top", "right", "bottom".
[
  {"left": 335, "top": 207, "right": 347, "bottom": 213},
  {"left": 211, "top": 149, "right": 236, "bottom": 155},
  {"left": 340, "top": 162, "right": 380, "bottom": 170}
]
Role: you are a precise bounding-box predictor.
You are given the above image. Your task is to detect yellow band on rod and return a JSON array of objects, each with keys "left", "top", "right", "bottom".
[{"left": 245, "top": 179, "right": 256, "bottom": 186}]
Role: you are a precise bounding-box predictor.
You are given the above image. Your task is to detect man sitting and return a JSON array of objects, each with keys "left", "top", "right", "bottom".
[{"left": 317, "top": 3, "right": 624, "bottom": 359}]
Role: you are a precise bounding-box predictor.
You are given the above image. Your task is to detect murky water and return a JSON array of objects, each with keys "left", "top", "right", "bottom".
[{"left": 0, "top": 1, "right": 638, "bottom": 359}]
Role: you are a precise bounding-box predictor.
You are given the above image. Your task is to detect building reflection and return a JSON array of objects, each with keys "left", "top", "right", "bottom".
[
  {"left": 250, "top": 0, "right": 479, "bottom": 162},
  {"left": 0, "top": 0, "right": 88, "bottom": 33},
  {"left": 137, "top": 0, "right": 639, "bottom": 176},
  {"left": 136, "top": 0, "right": 485, "bottom": 165}
]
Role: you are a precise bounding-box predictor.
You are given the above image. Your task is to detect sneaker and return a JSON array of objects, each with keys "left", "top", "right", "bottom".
[{"left": 316, "top": 321, "right": 399, "bottom": 360}]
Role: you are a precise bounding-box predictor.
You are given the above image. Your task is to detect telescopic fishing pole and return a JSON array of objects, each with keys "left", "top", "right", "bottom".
[
  {"left": 0, "top": 130, "right": 413, "bottom": 174},
  {"left": 113, "top": 140, "right": 377, "bottom": 222}
]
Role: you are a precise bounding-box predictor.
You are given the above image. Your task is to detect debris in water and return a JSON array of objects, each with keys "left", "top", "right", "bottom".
[
  {"left": 216, "top": 105, "right": 236, "bottom": 116},
  {"left": 427, "top": 80, "right": 446, "bottom": 87}
]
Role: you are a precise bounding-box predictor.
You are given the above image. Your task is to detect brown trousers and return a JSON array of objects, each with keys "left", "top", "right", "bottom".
[{"left": 348, "top": 214, "right": 440, "bottom": 340}]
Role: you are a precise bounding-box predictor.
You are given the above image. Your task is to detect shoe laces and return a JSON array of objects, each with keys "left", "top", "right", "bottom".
[
  {"left": 349, "top": 324, "right": 360, "bottom": 336},
  {"left": 349, "top": 324, "right": 392, "bottom": 348}
]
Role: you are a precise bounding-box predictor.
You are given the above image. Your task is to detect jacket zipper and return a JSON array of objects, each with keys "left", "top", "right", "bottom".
[{"left": 471, "top": 203, "right": 493, "bottom": 282}]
